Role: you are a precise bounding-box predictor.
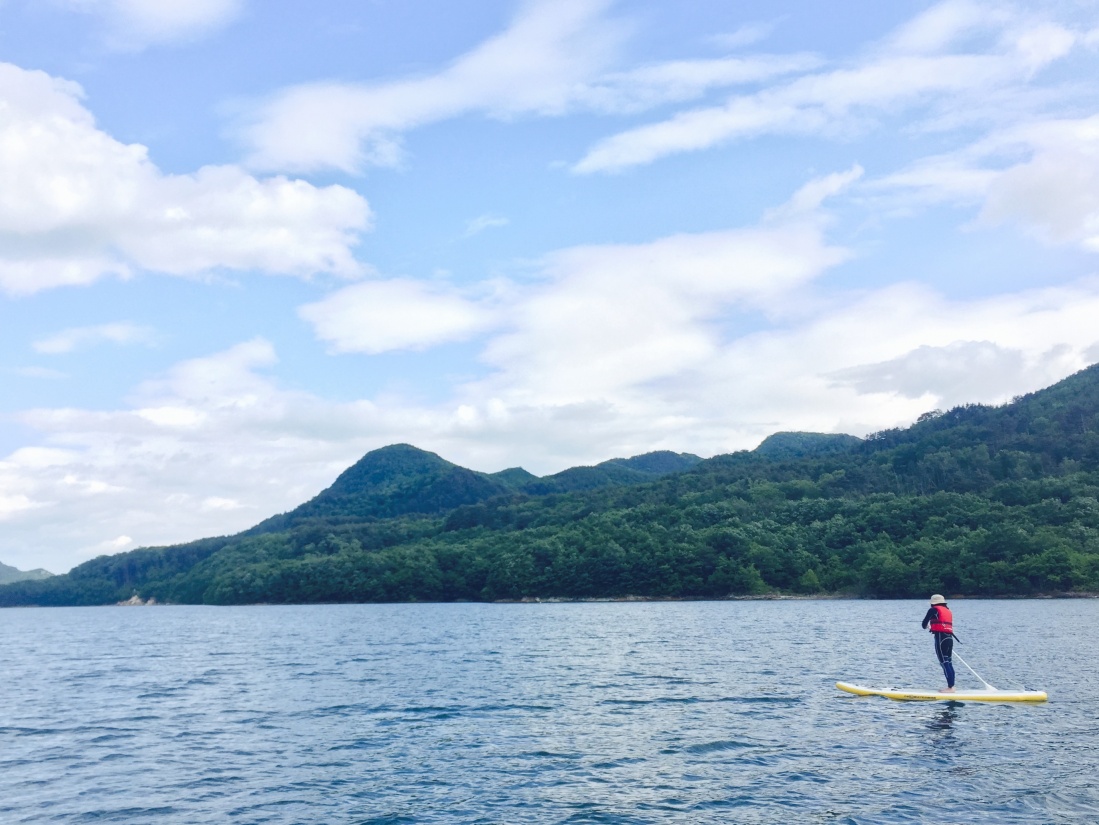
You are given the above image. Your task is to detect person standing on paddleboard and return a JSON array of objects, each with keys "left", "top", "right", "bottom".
[{"left": 921, "top": 594, "right": 958, "bottom": 693}]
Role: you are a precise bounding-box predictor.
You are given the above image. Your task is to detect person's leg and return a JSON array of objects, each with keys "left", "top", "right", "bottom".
[{"left": 936, "top": 634, "right": 956, "bottom": 690}]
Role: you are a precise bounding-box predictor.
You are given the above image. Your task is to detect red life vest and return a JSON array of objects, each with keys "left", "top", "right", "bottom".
[{"left": 930, "top": 604, "right": 953, "bottom": 633}]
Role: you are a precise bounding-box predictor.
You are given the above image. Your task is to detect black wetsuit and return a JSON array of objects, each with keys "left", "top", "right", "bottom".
[{"left": 921, "top": 607, "right": 959, "bottom": 688}]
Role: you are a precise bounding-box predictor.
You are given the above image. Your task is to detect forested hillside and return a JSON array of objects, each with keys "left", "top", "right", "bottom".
[
  {"left": 0, "top": 561, "right": 53, "bottom": 585},
  {"left": 4, "top": 364, "right": 1099, "bottom": 607}
]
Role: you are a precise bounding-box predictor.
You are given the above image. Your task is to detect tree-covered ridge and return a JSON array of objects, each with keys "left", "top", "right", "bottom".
[
  {"left": 0, "top": 446, "right": 709, "bottom": 606},
  {"left": 753, "top": 432, "right": 863, "bottom": 460},
  {"left": 0, "top": 560, "right": 53, "bottom": 585},
  {"left": 4, "top": 364, "right": 1099, "bottom": 607},
  {"left": 246, "top": 444, "right": 511, "bottom": 532},
  {"left": 516, "top": 451, "right": 702, "bottom": 495}
]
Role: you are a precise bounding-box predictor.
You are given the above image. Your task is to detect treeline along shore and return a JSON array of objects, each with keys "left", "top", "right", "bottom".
[{"left": 5, "top": 364, "right": 1099, "bottom": 607}]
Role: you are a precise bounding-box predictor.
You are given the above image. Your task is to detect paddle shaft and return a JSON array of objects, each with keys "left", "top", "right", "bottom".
[{"left": 952, "top": 648, "right": 995, "bottom": 690}]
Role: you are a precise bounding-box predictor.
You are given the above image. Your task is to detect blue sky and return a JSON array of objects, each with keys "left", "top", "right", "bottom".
[{"left": 3, "top": 0, "right": 1099, "bottom": 573}]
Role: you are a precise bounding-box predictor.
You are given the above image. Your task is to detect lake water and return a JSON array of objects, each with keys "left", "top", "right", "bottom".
[{"left": 1, "top": 599, "right": 1097, "bottom": 824}]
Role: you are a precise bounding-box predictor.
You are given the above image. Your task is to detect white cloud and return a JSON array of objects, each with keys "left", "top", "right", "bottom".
[
  {"left": 572, "top": 3, "right": 1085, "bottom": 173},
  {"left": 978, "top": 117, "right": 1099, "bottom": 249},
  {"left": 289, "top": 172, "right": 1099, "bottom": 466},
  {"left": 0, "top": 62, "right": 370, "bottom": 295},
  {"left": 5, "top": 447, "right": 79, "bottom": 469},
  {"left": 135, "top": 406, "right": 206, "bottom": 428},
  {"left": 0, "top": 492, "right": 39, "bottom": 521},
  {"left": 884, "top": 0, "right": 996, "bottom": 55},
  {"left": 94, "top": 535, "right": 134, "bottom": 552},
  {"left": 477, "top": 219, "right": 850, "bottom": 405},
  {"left": 754, "top": 280, "right": 1099, "bottom": 418},
  {"left": 34, "top": 322, "right": 156, "bottom": 354},
  {"left": 766, "top": 164, "right": 864, "bottom": 219},
  {"left": 578, "top": 53, "right": 821, "bottom": 114},
  {"left": 833, "top": 340, "right": 1035, "bottom": 405},
  {"left": 871, "top": 151, "right": 999, "bottom": 205},
  {"left": 299, "top": 280, "right": 497, "bottom": 355},
  {"left": 201, "top": 497, "right": 243, "bottom": 511},
  {"left": 573, "top": 95, "right": 819, "bottom": 173},
  {"left": 64, "top": 0, "right": 244, "bottom": 48},
  {"left": 135, "top": 337, "right": 279, "bottom": 410},
  {"left": 240, "top": 0, "right": 624, "bottom": 172},
  {"left": 711, "top": 21, "right": 780, "bottom": 50},
  {"left": 878, "top": 115, "right": 1099, "bottom": 252},
  {"left": 237, "top": 0, "right": 818, "bottom": 173},
  {"left": 1011, "top": 22, "right": 1077, "bottom": 71},
  {"left": 464, "top": 214, "right": 510, "bottom": 237},
  {"left": 300, "top": 169, "right": 857, "bottom": 382}
]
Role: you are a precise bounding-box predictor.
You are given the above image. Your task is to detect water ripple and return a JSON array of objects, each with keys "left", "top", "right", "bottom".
[{"left": 1, "top": 600, "right": 1097, "bottom": 823}]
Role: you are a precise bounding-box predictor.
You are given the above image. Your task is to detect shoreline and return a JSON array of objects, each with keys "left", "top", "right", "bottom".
[
  {"left": 504, "top": 591, "right": 1099, "bottom": 604},
  {"left": 93, "top": 591, "right": 1099, "bottom": 607},
  {"left": 3, "top": 591, "right": 1096, "bottom": 608}
]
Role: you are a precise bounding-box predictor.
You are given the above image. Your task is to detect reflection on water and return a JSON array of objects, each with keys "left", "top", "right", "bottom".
[{"left": 927, "top": 705, "right": 960, "bottom": 732}]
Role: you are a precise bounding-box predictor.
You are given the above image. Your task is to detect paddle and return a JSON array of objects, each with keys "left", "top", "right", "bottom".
[{"left": 952, "top": 648, "right": 996, "bottom": 691}]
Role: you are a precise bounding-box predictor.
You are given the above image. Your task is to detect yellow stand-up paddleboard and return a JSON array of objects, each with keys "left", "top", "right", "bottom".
[{"left": 836, "top": 682, "right": 1047, "bottom": 703}]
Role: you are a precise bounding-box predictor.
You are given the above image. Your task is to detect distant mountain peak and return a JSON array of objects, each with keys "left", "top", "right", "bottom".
[
  {"left": 323, "top": 444, "right": 456, "bottom": 498},
  {"left": 602, "top": 450, "right": 702, "bottom": 475},
  {"left": 488, "top": 467, "right": 540, "bottom": 489},
  {"left": 754, "top": 432, "right": 862, "bottom": 460},
  {"left": 249, "top": 443, "right": 508, "bottom": 530},
  {"left": 0, "top": 560, "right": 54, "bottom": 585}
]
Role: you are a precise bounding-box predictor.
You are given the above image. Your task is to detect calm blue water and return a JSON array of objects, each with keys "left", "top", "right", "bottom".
[{"left": 1, "top": 599, "right": 1097, "bottom": 824}]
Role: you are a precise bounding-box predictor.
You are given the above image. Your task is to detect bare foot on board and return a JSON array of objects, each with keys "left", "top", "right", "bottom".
[{"left": 939, "top": 687, "right": 956, "bottom": 693}]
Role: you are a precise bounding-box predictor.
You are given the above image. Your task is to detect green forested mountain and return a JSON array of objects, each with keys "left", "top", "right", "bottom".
[
  {"left": 4, "top": 364, "right": 1099, "bottom": 607},
  {"left": 247, "top": 444, "right": 511, "bottom": 533},
  {"left": 0, "top": 561, "right": 53, "bottom": 585},
  {"left": 754, "top": 432, "right": 864, "bottom": 460},
  {"left": 489, "top": 467, "right": 540, "bottom": 489},
  {"left": 516, "top": 450, "right": 701, "bottom": 495}
]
